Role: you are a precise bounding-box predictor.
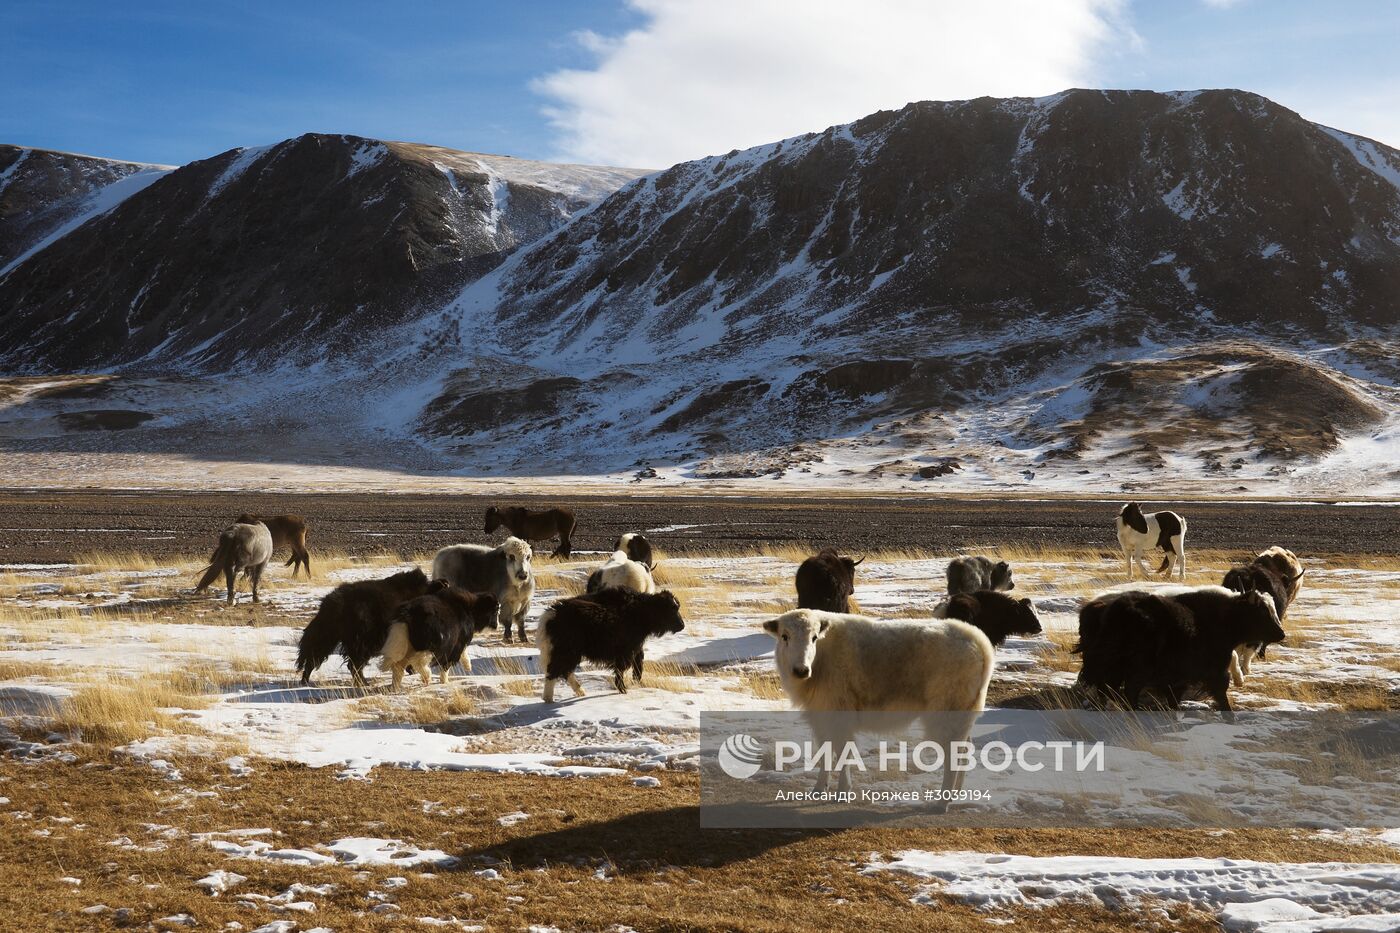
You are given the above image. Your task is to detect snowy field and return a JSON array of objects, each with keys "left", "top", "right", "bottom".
[{"left": 1, "top": 546, "right": 1398, "bottom": 928}]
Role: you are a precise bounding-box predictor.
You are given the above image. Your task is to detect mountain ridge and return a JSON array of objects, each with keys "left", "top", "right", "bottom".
[{"left": 2, "top": 89, "right": 1398, "bottom": 495}]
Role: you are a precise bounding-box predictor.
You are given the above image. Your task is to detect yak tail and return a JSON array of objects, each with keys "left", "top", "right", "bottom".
[
  {"left": 296, "top": 597, "right": 342, "bottom": 685},
  {"left": 194, "top": 534, "right": 234, "bottom": 592},
  {"left": 1155, "top": 553, "right": 1172, "bottom": 574},
  {"left": 585, "top": 570, "right": 603, "bottom": 594}
]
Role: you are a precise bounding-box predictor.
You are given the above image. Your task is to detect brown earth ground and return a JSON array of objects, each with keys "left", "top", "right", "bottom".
[
  {"left": 3, "top": 748, "right": 1398, "bottom": 932},
  {"left": 0, "top": 489, "right": 1395, "bottom": 563}
]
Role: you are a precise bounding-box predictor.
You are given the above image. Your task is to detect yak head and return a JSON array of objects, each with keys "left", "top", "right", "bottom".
[{"left": 764, "top": 609, "right": 833, "bottom": 682}]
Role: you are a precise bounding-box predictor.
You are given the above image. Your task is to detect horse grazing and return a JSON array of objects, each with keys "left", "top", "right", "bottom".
[
  {"left": 484, "top": 506, "right": 576, "bottom": 558},
  {"left": 1116, "top": 502, "right": 1187, "bottom": 581},
  {"left": 235, "top": 513, "right": 311, "bottom": 577},
  {"left": 195, "top": 521, "right": 274, "bottom": 605}
]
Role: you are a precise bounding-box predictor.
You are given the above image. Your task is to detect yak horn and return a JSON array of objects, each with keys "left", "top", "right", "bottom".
[{"left": 852, "top": 556, "right": 866, "bottom": 567}]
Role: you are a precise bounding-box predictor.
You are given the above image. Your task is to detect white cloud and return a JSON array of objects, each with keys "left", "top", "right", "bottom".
[{"left": 533, "top": 0, "right": 1129, "bottom": 168}]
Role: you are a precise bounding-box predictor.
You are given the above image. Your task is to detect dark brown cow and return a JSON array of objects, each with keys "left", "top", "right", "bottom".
[
  {"left": 484, "top": 506, "right": 576, "bottom": 558},
  {"left": 236, "top": 513, "right": 311, "bottom": 577}
]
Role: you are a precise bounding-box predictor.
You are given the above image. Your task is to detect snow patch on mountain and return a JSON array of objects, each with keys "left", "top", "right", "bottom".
[
  {"left": 1320, "top": 126, "right": 1400, "bottom": 193},
  {"left": 0, "top": 165, "right": 172, "bottom": 280}
]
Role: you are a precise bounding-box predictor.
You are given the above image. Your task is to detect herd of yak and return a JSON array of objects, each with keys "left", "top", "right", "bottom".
[{"left": 192, "top": 502, "right": 1302, "bottom": 720}]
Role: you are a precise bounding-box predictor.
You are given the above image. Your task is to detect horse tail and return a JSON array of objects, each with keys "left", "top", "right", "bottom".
[
  {"left": 285, "top": 536, "right": 310, "bottom": 577},
  {"left": 195, "top": 533, "right": 234, "bottom": 592}
]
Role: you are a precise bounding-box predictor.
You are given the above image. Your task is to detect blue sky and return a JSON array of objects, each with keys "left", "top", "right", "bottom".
[{"left": 4, "top": 0, "right": 1399, "bottom": 169}]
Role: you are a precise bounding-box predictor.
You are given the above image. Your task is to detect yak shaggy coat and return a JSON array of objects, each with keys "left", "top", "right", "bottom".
[
  {"left": 1074, "top": 588, "right": 1285, "bottom": 716},
  {"left": 377, "top": 583, "right": 500, "bottom": 689},
  {"left": 794, "top": 549, "right": 862, "bottom": 613},
  {"left": 295, "top": 567, "right": 432, "bottom": 686},
  {"left": 936, "top": 590, "right": 1043, "bottom": 646},
  {"left": 945, "top": 555, "right": 1015, "bottom": 596},
  {"left": 195, "top": 521, "right": 274, "bottom": 605},
  {"left": 432, "top": 537, "right": 534, "bottom": 642},
  {"left": 586, "top": 534, "right": 657, "bottom": 595},
  {"left": 1220, "top": 545, "right": 1304, "bottom": 681},
  {"left": 537, "top": 589, "right": 685, "bottom": 702},
  {"left": 763, "top": 609, "right": 994, "bottom": 801}
]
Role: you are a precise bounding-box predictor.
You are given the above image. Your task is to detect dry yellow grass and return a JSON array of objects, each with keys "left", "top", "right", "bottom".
[
  {"left": 49, "top": 674, "right": 210, "bottom": 745},
  {"left": 356, "top": 686, "right": 479, "bottom": 723},
  {"left": 480, "top": 653, "right": 532, "bottom": 678},
  {"left": 71, "top": 550, "right": 183, "bottom": 573},
  {"left": 533, "top": 567, "right": 586, "bottom": 596},
  {"left": 1249, "top": 675, "right": 1397, "bottom": 710},
  {"left": 4, "top": 753, "right": 1394, "bottom": 932},
  {"left": 650, "top": 561, "right": 713, "bottom": 589},
  {"left": 739, "top": 668, "right": 785, "bottom": 700},
  {"left": 497, "top": 677, "right": 540, "bottom": 698},
  {"left": 640, "top": 658, "right": 702, "bottom": 692},
  {"left": 0, "top": 658, "right": 61, "bottom": 681}
]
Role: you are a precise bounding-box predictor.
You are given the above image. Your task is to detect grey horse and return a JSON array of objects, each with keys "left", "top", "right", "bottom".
[{"left": 195, "top": 521, "right": 274, "bottom": 605}]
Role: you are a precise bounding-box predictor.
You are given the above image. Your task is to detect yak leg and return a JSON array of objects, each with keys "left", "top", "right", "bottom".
[
  {"left": 1206, "top": 672, "right": 1235, "bottom": 720},
  {"left": 632, "top": 650, "right": 644, "bottom": 683},
  {"left": 249, "top": 563, "right": 263, "bottom": 603},
  {"left": 225, "top": 566, "right": 237, "bottom": 606},
  {"left": 1229, "top": 650, "right": 1245, "bottom": 687}
]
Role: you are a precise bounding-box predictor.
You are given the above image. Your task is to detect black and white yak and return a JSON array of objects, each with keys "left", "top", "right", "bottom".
[
  {"left": 537, "top": 589, "right": 685, "bottom": 702},
  {"left": 586, "top": 533, "right": 657, "bottom": 594},
  {"left": 1221, "top": 546, "right": 1304, "bottom": 682},
  {"left": 295, "top": 567, "right": 433, "bottom": 686},
  {"left": 377, "top": 582, "right": 500, "bottom": 689},
  {"left": 1116, "top": 502, "right": 1187, "bottom": 581}
]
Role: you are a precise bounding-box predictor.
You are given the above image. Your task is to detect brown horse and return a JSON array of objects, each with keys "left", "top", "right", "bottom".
[
  {"left": 484, "top": 506, "right": 576, "bottom": 558},
  {"left": 236, "top": 513, "right": 311, "bottom": 577}
]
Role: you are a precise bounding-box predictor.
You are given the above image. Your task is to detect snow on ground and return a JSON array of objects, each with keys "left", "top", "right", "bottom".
[
  {"left": 864, "top": 850, "right": 1400, "bottom": 932},
  {"left": 2, "top": 548, "right": 1398, "bottom": 928},
  {"left": 2, "top": 550, "right": 1396, "bottom": 779}
]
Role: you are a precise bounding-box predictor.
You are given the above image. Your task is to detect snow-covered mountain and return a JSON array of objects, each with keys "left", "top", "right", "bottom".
[
  {"left": 0, "top": 145, "right": 173, "bottom": 277},
  {"left": 0, "top": 134, "right": 646, "bottom": 369},
  {"left": 3, "top": 90, "right": 1399, "bottom": 494}
]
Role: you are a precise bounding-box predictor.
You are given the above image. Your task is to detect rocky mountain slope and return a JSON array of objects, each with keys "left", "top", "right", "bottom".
[
  {"left": 0, "top": 145, "right": 173, "bottom": 275},
  {"left": 3, "top": 90, "right": 1399, "bottom": 494},
  {"left": 0, "top": 135, "right": 645, "bottom": 370}
]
